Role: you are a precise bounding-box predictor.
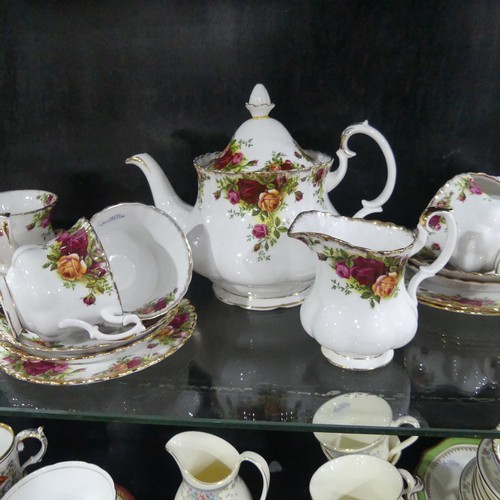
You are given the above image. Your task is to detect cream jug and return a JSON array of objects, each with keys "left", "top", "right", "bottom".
[
  {"left": 288, "top": 208, "right": 457, "bottom": 370},
  {"left": 165, "top": 431, "right": 270, "bottom": 499},
  {"left": 127, "top": 84, "right": 397, "bottom": 310}
]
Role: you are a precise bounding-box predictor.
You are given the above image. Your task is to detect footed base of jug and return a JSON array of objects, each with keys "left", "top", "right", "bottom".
[
  {"left": 320, "top": 347, "right": 394, "bottom": 371},
  {"left": 212, "top": 282, "right": 311, "bottom": 310}
]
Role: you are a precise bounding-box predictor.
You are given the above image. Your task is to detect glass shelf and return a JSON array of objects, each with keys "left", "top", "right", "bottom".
[{"left": 0, "top": 274, "right": 498, "bottom": 438}]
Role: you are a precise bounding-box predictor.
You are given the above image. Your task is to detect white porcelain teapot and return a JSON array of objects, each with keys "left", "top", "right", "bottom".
[{"left": 127, "top": 84, "right": 397, "bottom": 309}]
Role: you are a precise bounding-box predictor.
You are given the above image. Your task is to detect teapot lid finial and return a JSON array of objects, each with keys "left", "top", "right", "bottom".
[{"left": 246, "top": 83, "right": 275, "bottom": 118}]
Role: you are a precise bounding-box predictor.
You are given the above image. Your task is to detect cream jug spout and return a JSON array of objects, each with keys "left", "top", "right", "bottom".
[{"left": 125, "top": 153, "right": 194, "bottom": 232}]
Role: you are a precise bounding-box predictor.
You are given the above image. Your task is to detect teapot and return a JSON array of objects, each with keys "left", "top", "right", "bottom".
[
  {"left": 165, "top": 431, "right": 270, "bottom": 500},
  {"left": 127, "top": 84, "right": 397, "bottom": 309}
]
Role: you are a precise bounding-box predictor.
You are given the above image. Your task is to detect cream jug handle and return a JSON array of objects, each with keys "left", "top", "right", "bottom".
[
  {"left": 239, "top": 450, "right": 270, "bottom": 500},
  {"left": 407, "top": 208, "right": 457, "bottom": 303},
  {"left": 326, "top": 120, "right": 397, "bottom": 218}
]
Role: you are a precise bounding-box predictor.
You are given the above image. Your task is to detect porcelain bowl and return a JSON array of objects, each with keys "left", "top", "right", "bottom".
[
  {"left": 90, "top": 203, "right": 192, "bottom": 320},
  {"left": 3, "top": 461, "right": 116, "bottom": 500}
]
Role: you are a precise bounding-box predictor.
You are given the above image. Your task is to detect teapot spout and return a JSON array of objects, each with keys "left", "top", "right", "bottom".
[{"left": 125, "top": 153, "right": 193, "bottom": 232}]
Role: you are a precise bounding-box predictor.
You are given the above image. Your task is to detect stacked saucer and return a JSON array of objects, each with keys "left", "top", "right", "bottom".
[{"left": 0, "top": 203, "right": 196, "bottom": 385}]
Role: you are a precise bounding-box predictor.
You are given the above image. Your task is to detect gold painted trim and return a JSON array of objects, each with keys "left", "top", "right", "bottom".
[
  {"left": 0, "top": 422, "right": 15, "bottom": 459},
  {"left": 0, "top": 190, "right": 58, "bottom": 217}
]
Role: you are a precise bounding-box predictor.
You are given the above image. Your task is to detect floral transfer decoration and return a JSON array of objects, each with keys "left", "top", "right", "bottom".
[
  {"left": 0, "top": 299, "right": 196, "bottom": 385},
  {"left": 209, "top": 138, "right": 258, "bottom": 172},
  {"left": 25, "top": 192, "right": 56, "bottom": 234},
  {"left": 424, "top": 174, "right": 487, "bottom": 256},
  {"left": 134, "top": 287, "right": 179, "bottom": 316},
  {"left": 309, "top": 239, "right": 407, "bottom": 307},
  {"left": 42, "top": 218, "right": 114, "bottom": 306}
]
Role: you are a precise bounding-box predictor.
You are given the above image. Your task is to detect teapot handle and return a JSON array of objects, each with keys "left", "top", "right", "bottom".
[
  {"left": 325, "top": 120, "right": 397, "bottom": 218},
  {"left": 407, "top": 208, "right": 457, "bottom": 304},
  {"left": 240, "top": 450, "right": 270, "bottom": 500}
]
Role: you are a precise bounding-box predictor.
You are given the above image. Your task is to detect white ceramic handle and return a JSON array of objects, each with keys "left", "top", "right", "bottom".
[
  {"left": 407, "top": 208, "right": 457, "bottom": 303},
  {"left": 59, "top": 311, "right": 145, "bottom": 341},
  {"left": 398, "top": 468, "right": 423, "bottom": 498},
  {"left": 494, "top": 250, "right": 500, "bottom": 274},
  {"left": 240, "top": 450, "right": 270, "bottom": 500},
  {"left": 388, "top": 416, "right": 420, "bottom": 459},
  {"left": 15, "top": 426, "right": 48, "bottom": 474},
  {"left": 326, "top": 120, "right": 397, "bottom": 218}
]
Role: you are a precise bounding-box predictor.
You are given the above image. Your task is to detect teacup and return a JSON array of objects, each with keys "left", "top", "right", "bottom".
[
  {"left": 313, "top": 393, "right": 419, "bottom": 462},
  {"left": 90, "top": 203, "right": 193, "bottom": 321},
  {"left": 0, "top": 190, "right": 57, "bottom": 273},
  {"left": 425, "top": 172, "right": 500, "bottom": 273},
  {"left": 0, "top": 424, "right": 47, "bottom": 497},
  {"left": 0, "top": 218, "right": 145, "bottom": 342},
  {"left": 3, "top": 461, "right": 115, "bottom": 500},
  {"left": 309, "top": 454, "right": 422, "bottom": 500}
]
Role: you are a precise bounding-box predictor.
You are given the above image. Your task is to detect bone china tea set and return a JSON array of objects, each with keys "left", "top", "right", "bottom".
[{"left": 0, "top": 84, "right": 498, "bottom": 497}]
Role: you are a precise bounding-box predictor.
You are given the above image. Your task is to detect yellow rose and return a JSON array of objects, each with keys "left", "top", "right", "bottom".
[
  {"left": 258, "top": 189, "right": 282, "bottom": 212},
  {"left": 372, "top": 272, "right": 399, "bottom": 298},
  {"left": 57, "top": 253, "right": 88, "bottom": 281}
]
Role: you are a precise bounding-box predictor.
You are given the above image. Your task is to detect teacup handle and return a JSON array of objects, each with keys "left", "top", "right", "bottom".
[
  {"left": 388, "top": 416, "right": 420, "bottom": 459},
  {"left": 326, "top": 120, "right": 397, "bottom": 218},
  {"left": 59, "top": 309, "right": 145, "bottom": 341},
  {"left": 398, "top": 468, "right": 423, "bottom": 498},
  {"left": 407, "top": 208, "right": 457, "bottom": 303},
  {"left": 15, "top": 426, "right": 48, "bottom": 474},
  {"left": 239, "top": 451, "right": 270, "bottom": 500}
]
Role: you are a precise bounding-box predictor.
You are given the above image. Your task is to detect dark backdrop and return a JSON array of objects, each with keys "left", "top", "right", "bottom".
[{"left": 1, "top": 0, "right": 499, "bottom": 228}]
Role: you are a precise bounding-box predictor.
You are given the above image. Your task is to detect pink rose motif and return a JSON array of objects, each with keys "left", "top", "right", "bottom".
[
  {"left": 153, "top": 297, "right": 167, "bottom": 311},
  {"left": 469, "top": 180, "right": 483, "bottom": 195},
  {"left": 237, "top": 179, "right": 266, "bottom": 205},
  {"left": 44, "top": 194, "right": 56, "bottom": 206},
  {"left": 41, "top": 217, "right": 51, "bottom": 228},
  {"left": 252, "top": 224, "right": 268, "bottom": 239},
  {"left": 56, "top": 228, "right": 88, "bottom": 257},
  {"left": 126, "top": 357, "right": 142, "bottom": 369},
  {"left": 295, "top": 191, "right": 303, "bottom": 202},
  {"left": 350, "top": 256, "right": 387, "bottom": 288},
  {"left": 231, "top": 152, "right": 244, "bottom": 165},
  {"left": 228, "top": 189, "right": 240, "bottom": 205},
  {"left": 335, "top": 262, "right": 351, "bottom": 279},
  {"left": 83, "top": 294, "right": 95, "bottom": 306},
  {"left": 428, "top": 215, "right": 442, "bottom": 231},
  {"left": 281, "top": 159, "right": 293, "bottom": 170},
  {"left": 214, "top": 151, "right": 232, "bottom": 170},
  {"left": 170, "top": 312, "right": 190, "bottom": 329},
  {"left": 23, "top": 360, "right": 68, "bottom": 376},
  {"left": 88, "top": 261, "right": 107, "bottom": 277}
]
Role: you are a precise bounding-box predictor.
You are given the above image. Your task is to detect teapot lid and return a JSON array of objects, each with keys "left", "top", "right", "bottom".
[{"left": 206, "top": 84, "right": 327, "bottom": 172}]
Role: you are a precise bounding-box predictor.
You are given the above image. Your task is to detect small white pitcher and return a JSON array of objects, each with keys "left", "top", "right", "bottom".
[
  {"left": 288, "top": 208, "right": 457, "bottom": 370},
  {"left": 165, "top": 431, "right": 270, "bottom": 499}
]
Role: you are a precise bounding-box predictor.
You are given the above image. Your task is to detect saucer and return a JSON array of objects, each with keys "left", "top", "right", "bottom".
[
  {"left": 320, "top": 435, "right": 402, "bottom": 465},
  {"left": 407, "top": 263, "right": 500, "bottom": 315},
  {"left": 414, "top": 437, "right": 479, "bottom": 499},
  {"left": 0, "top": 308, "right": 176, "bottom": 360},
  {"left": 458, "top": 458, "right": 476, "bottom": 500},
  {"left": 0, "top": 299, "right": 196, "bottom": 385}
]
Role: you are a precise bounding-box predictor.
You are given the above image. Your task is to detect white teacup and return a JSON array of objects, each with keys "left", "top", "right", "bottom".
[
  {"left": 309, "top": 454, "right": 422, "bottom": 500},
  {"left": 90, "top": 203, "right": 193, "bottom": 321},
  {"left": 0, "top": 424, "right": 47, "bottom": 497},
  {"left": 0, "top": 190, "right": 57, "bottom": 274},
  {"left": 3, "top": 461, "right": 115, "bottom": 500},
  {"left": 0, "top": 218, "right": 145, "bottom": 342},
  {"left": 313, "top": 393, "right": 420, "bottom": 462}
]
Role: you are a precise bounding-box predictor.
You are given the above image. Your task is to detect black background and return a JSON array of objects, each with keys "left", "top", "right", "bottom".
[
  {"left": 1, "top": 2, "right": 499, "bottom": 498},
  {"left": 2, "top": 1, "right": 499, "bottom": 229}
]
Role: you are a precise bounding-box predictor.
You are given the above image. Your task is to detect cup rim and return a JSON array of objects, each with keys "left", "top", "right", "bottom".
[
  {"left": 3, "top": 460, "right": 115, "bottom": 499},
  {"left": 0, "top": 423, "right": 15, "bottom": 461},
  {"left": 0, "top": 190, "right": 58, "bottom": 217}
]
